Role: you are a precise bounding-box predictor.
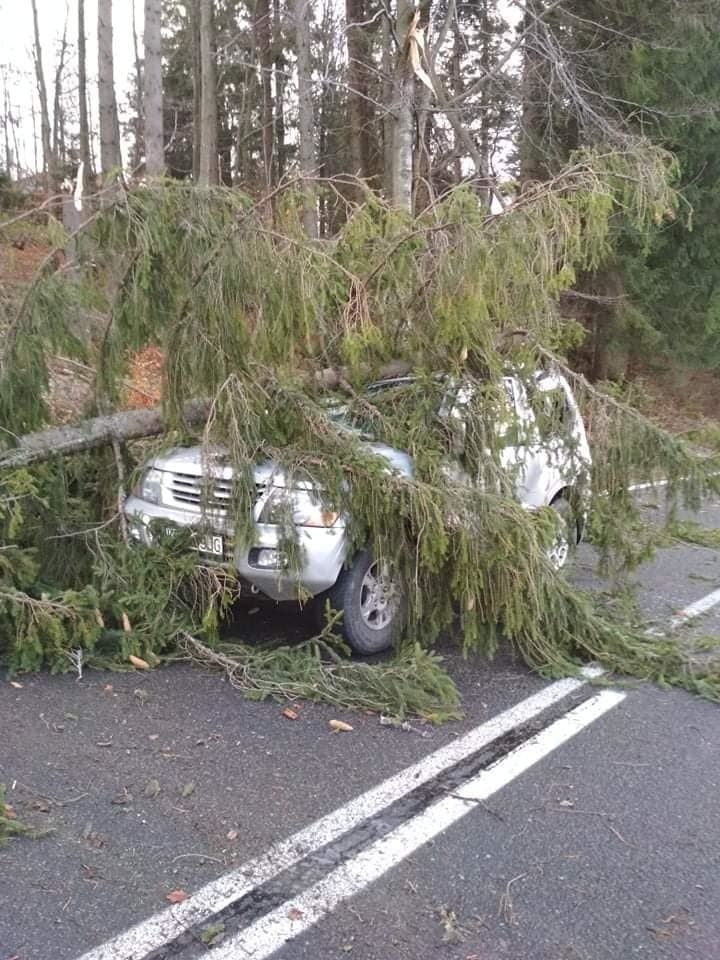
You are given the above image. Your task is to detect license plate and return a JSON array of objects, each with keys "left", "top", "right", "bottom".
[{"left": 196, "top": 534, "right": 224, "bottom": 556}]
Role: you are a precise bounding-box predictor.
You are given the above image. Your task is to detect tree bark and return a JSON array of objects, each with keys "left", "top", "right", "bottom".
[
  {"left": 273, "top": 0, "right": 286, "bottom": 181},
  {"left": 381, "top": 13, "right": 394, "bottom": 198},
  {"left": 97, "top": 0, "right": 123, "bottom": 177},
  {"left": 255, "top": 0, "right": 274, "bottom": 190},
  {"left": 130, "top": 0, "right": 144, "bottom": 170},
  {"left": 519, "top": 0, "right": 549, "bottom": 183},
  {"left": 391, "top": 0, "right": 414, "bottom": 212},
  {"left": 30, "top": 0, "right": 56, "bottom": 191},
  {"left": 52, "top": 10, "right": 70, "bottom": 171},
  {"left": 190, "top": 0, "right": 202, "bottom": 181},
  {"left": 143, "top": 0, "right": 164, "bottom": 176},
  {"left": 345, "top": 0, "right": 372, "bottom": 188},
  {"left": 77, "top": 0, "right": 92, "bottom": 193},
  {"left": 294, "top": 0, "right": 317, "bottom": 237},
  {"left": 198, "top": 0, "right": 219, "bottom": 186},
  {"left": 0, "top": 400, "right": 212, "bottom": 471}
]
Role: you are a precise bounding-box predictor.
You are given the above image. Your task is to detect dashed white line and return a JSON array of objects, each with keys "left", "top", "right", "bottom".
[
  {"left": 212, "top": 689, "right": 627, "bottom": 960},
  {"left": 76, "top": 669, "right": 601, "bottom": 960},
  {"left": 669, "top": 587, "right": 720, "bottom": 630}
]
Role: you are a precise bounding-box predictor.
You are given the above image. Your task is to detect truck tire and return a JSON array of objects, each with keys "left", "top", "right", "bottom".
[{"left": 325, "top": 549, "right": 403, "bottom": 655}]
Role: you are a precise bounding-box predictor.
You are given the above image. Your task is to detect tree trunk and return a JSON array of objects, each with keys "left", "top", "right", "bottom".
[
  {"left": 392, "top": 0, "right": 415, "bottom": 213},
  {"left": 381, "top": 13, "right": 393, "bottom": 197},
  {"left": 255, "top": 0, "right": 274, "bottom": 190},
  {"left": 130, "top": 0, "right": 144, "bottom": 170},
  {"left": 519, "top": 0, "right": 549, "bottom": 184},
  {"left": 30, "top": 0, "right": 55, "bottom": 191},
  {"left": 52, "top": 11, "right": 69, "bottom": 172},
  {"left": 78, "top": 0, "right": 92, "bottom": 194},
  {"left": 345, "top": 0, "right": 372, "bottom": 189},
  {"left": 273, "top": 0, "right": 286, "bottom": 181},
  {"left": 198, "top": 0, "right": 219, "bottom": 186},
  {"left": 144, "top": 0, "right": 164, "bottom": 176},
  {"left": 190, "top": 0, "right": 202, "bottom": 181},
  {"left": 0, "top": 400, "right": 212, "bottom": 472},
  {"left": 97, "top": 0, "right": 123, "bottom": 177},
  {"left": 294, "top": 0, "right": 317, "bottom": 237},
  {"left": 391, "top": 0, "right": 414, "bottom": 212}
]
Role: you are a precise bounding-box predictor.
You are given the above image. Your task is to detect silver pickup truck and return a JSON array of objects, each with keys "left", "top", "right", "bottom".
[{"left": 124, "top": 372, "right": 591, "bottom": 654}]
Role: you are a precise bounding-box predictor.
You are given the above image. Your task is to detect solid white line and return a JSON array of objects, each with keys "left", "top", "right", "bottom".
[
  {"left": 212, "top": 689, "right": 626, "bottom": 960},
  {"left": 76, "top": 670, "right": 600, "bottom": 960}
]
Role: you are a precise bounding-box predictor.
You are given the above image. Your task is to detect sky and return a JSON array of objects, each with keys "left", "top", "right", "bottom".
[{"left": 0, "top": 0, "right": 143, "bottom": 174}]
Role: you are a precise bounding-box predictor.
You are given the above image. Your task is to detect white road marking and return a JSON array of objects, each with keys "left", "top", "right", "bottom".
[
  {"left": 76, "top": 669, "right": 601, "bottom": 960},
  {"left": 627, "top": 479, "right": 671, "bottom": 493},
  {"left": 212, "top": 689, "right": 627, "bottom": 960},
  {"left": 669, "top": 587, "right": 720, "bottom": 630}
]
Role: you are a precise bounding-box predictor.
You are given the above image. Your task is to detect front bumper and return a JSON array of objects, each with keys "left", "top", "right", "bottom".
[{"left": 123, "top": 495, "right": 347, "bottom": 602}]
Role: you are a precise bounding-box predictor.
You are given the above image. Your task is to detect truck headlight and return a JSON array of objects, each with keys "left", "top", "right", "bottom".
[
  {"left": 133, "top": 467, "right": 163, "bottom": 505},
  {"left": 258, "top": 487, "right": 339, "bottom": 528}
]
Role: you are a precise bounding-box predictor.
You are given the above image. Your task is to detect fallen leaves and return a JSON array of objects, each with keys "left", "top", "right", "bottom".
[
  {"left": 166, "top": 889, "right": 189, "bottom": 904},
  {"left": 200, "top": 921, "right": 225, "bottom": 946},
  {"left": 143, "top": 778, "right": 161, "bottom": 799},
  {"left": 329, "top": 719, "right": 353, "bottom": 733},
  {"left": 282, "top": 707, "right": 299, "bottom": 721},
  {"left": 129, "top": 654, "right": 150, "bottom": 670},
  {"left": 226, "top": 829, "right": 238, "bottom": 841},
  {"left": 181, "top": 782, "right": 195, "bottom": 798},
  {"left": 287, "top": 907, "right": 304, "bottom": 921},
  {"left": 9, "top": 681, "right": 23, "bottom": 689}
]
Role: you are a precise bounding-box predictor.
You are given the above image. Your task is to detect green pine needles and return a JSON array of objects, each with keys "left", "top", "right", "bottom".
[{"left": 1, "top": 142, "right": 719, "bottom": 716}]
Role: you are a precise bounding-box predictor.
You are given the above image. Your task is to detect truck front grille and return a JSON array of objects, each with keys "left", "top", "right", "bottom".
[{"left": 168, "top": 472, "right": 262, "bottom": 512}]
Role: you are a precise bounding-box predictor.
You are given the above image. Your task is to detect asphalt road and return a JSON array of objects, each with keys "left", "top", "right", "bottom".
[{"left": 2, "top": 494, "right": 720, "bottom": 960}]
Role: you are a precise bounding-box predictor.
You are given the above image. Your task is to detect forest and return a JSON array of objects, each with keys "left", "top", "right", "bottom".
[{"left": 1, "top": 0, "right": 720, "bottom": 718}]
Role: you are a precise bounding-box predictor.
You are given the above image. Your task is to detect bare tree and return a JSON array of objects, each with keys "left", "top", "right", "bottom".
[
  {"left": 52, "top": 6, "right": 70, "bottom": 173},
  {"left": 198, "top": 0, "right": 218, "bottom": 186},
  {"left": 144, "top": 0, "right": 164, "bottom": 176},
  {"left": 30, "top": 0, "right": 56, "bottom": 189},
  {"left": 294, "top": 0, "right": 317, "bottom": 237},
  {"left": 78, "top": 0, "right": 92, "bottom": 192},
  {"left": 97, "top": 0, "right": 123, "bottom": 177}
]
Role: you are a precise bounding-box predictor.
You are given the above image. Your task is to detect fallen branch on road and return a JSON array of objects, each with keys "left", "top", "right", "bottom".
[{"left": 181, "top": 632, "right": 462, "bottom": 722}]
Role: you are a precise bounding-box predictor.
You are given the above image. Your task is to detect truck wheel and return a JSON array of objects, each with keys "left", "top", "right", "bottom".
[
  {"left": 326, "top": 549, "right": 403, "bottom": 655},
  {"left": 548, "top": 496, "right": 577, "bottom": 571}
]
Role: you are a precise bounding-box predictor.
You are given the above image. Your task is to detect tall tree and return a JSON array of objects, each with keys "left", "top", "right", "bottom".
[
  {"left": 144, "top": 0, "right": 164, "bottom": 176},
  {"left": 198, "top": 0, "right": 218, "bottom": 185},
  {"left": 390, "top": 0, "right": 414, "bottom": 210},
  {"left": 97, "top": 0, "right": 123, "bottom": 176},
  {"left": 294, "top": 0, "right": 317, "bottom": 237},
  {"left": 52, "top": 7, "right": 70, "bottom": 174},
  {"left": 29, "top": 0, "right": 55, "bottom": 190},
  {"left": 273, "top": 0, "right": 286, "bottom": 180},
  {"left": 77, "top": 0, "right": 92, "bottom": 192},
  {"left": 129, "top": 0, "right": 145, "bottom": 170},
  {"left": 254, "top": 0, "right": 275, "bottom": 189},
  {"left": 190, "top": 0, "right": 202, "bottom": 181},
  {"left": 345, "top": 0, "right": 372, "bottom": 186}
]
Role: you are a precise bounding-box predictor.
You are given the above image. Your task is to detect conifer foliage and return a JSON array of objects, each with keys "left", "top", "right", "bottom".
[{"left": 1, "top": 144, "right": 719, "bottom": 714}]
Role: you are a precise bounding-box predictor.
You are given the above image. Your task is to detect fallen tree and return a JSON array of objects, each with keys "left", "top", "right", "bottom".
[
  {"left": 1, "top": 153, "right": 719, "bottom": 710},
  {"left": 0, "top": 399, "right": 211, "bottom": 470}
]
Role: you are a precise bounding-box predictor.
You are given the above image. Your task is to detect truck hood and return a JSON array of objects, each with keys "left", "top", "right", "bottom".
[{"left": 150, "top": 441, "right": 414, "bottom": 486}]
